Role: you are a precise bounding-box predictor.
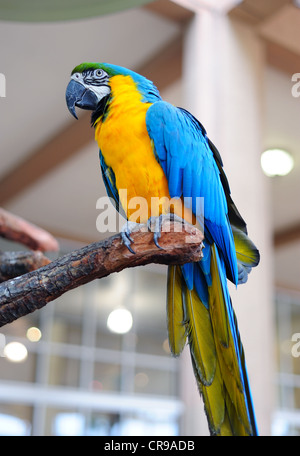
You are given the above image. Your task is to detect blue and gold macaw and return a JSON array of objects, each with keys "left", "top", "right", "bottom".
[{"left": 66, "top": 63, "right": 260, "bottom": 436}]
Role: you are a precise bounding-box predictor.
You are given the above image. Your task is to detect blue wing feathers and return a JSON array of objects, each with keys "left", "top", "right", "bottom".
[
  {"left": 193, "top": 263, "right": 209, "bottom": 308},
  {"left": 99, "top": 150, "right": 126, "bottom": 218},
  {"left": 181, "top": 262, "right": 194, "bottom": 291},
  {"left": 146, "top": 101, "right": 238, "bottom": 285},
  {"left": 146, "top": 101, "right": 258, "bottom": 435}
]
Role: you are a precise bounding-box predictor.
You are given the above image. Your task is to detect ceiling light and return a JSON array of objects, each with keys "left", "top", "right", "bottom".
[
  {"left": 261, "top": 149, "right": 294, "bottom": 177},
  {"left": 4, "top": 342, "right": 28, "bottom": 362},
  {"left": 26, "top": 327, "right": 42, "bottom": 342},
  {"left": 107, "top": 308, "right": 133, "bottom": 334},
  {"left": 134, "top": 372, "right": 149, "bottom": 388}
]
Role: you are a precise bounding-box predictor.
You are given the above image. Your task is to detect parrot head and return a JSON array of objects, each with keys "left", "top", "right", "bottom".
[
  {"left": 65, "top": 63, "right": 113, "bottom": 119},
  {"left": 66, "top": 62, "right": 162, "bottom": 119}
]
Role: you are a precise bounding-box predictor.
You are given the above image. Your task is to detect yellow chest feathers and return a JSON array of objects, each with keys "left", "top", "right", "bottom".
[{"left": 94, "top": 75, "right": 170, "bottom": 220}]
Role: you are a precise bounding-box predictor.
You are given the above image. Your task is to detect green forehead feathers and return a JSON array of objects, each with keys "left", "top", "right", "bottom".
[
  {"left": 71, "top": 62, "right": 121, "bottom": 77},
  {"left": 70, "top": 62, "right": 161, "bottom": 103}
]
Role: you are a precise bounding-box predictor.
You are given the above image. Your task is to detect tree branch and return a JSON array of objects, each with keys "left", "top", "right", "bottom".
[
  {"left": 0, "top": 208, "right": 59, "bottom": 252},
  {"left": 0, "top": 251, "right": 51, "bottom": 283},
  {"left": 0, "top": 220, "right": 203, "bottom": 327}
]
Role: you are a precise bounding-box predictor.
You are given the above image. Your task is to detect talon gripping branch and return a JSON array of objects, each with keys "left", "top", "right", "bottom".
[{"left": 66, "top": 63, "right": 260, "bottom": 436}]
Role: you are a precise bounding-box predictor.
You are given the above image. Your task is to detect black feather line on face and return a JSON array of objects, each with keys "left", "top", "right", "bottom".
[
  {"left": 83, "top": 69, "right": 109, "bottom": 87},
  {"left": 84, "top": 78, "right": 109, "bottom": 87},
  {"left": 91, "top": 95, "right": 110, "bottom": 126}
]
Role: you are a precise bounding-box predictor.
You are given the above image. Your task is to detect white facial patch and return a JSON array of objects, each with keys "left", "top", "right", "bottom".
[{"left": 71, "top": 71, "right": 111, "bottom": 102}]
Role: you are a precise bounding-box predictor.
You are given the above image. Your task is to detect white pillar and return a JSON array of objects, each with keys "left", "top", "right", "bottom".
[{"left": 181, "top": 10, "right": 274, "bottom": 436}]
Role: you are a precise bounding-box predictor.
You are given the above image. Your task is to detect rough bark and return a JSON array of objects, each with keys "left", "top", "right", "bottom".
[
  {"left": 0, "top": 208, "right": 59, "bottom": 252},
  {"left": 0, "top": 220, "right": 203, "bottom": 327},
  {"left": 0, "top": 251, "right": 51, "bottom": 283}
]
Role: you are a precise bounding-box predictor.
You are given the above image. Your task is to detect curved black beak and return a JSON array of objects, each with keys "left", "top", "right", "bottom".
[{"left": 65, "top": 79, "right": 98, "bottom": 119}]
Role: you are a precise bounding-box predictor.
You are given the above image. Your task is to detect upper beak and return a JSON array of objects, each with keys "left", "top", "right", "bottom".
[{"left": 65, "top": 79, "right": 98, "bottom": 119}]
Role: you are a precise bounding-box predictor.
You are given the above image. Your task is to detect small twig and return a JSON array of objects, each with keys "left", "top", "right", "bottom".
[
  {"left": 0, "top": 251, "right": 51, "bottom": 283},
  {"left": 0, "top": 208, "right": 59, "bottom": 252},
  {"left": 0, "top": 220, "right": 203, "bottom": 327}
]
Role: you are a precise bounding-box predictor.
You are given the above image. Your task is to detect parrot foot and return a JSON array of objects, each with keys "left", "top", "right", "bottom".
[
  {"left": 147, "top": 213, "right": 186, "bottom": 250},
  {"left": 121, "top": 214, "right": 187, "bottom": 253},
  {"left": 120, "top": 221, "right": 141, "bottom": 254}
]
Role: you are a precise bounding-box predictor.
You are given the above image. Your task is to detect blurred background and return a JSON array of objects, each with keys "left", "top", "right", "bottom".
[{"left": 0, "top": 0, "right": 299, "bottom": 436}]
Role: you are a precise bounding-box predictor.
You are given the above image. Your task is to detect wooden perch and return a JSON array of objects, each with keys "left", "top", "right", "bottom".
[
  {"left": 0, "top": 208, "right": 59, "bottom": 252},
  {"left": 0, "top": 220, "right": 203, "bottom": 328},
  {"left": 0, "top": 251, "right": 51, "bottom": 283}
]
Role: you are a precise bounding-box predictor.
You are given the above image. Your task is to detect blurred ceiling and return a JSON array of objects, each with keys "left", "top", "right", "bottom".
[
  {"left": 0, "top": 0, "right": 187, "bottom": 242},
  {"left": 0, "top": 0, "right": 300, "bottom": 283},
  {"left": 0, "top": 0, "right": 153, "bottom": 21}
]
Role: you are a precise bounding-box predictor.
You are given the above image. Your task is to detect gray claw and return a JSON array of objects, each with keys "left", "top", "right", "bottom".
[
  {"left": 153, "top": 231, "right": 164, "bottom": 250},
  {"left": 148, "top": 213, "right": 188, "bottom": 250},
  {"left": 124, "top": 231, "right": 134, "bottom": 243},
  {"left": 121, "top": 221, "right": 138, "bottom": 254},
  {"left": 147, "top": 214, "right": 173, "bottom": 250},
  {"left": 123, "top": 238, "right": 136, "bottom": 255}
]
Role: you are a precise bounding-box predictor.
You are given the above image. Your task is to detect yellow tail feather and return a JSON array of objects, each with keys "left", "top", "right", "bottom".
[
  {"left": 167, "top": 265, "right": 187, "bottom": 356},
  {"left": 184, "top": 286, "right": 216, "bottom": 386},
  {"left": 166, "top": 246, "right": 255, "bottom": 436},
  {"left": 232, "top": 226, "right": 260, "bottom": 268}
]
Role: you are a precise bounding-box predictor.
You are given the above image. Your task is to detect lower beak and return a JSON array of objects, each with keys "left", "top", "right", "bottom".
[{"left": 65, "top": 79, "right": 98, "bottom": 119}]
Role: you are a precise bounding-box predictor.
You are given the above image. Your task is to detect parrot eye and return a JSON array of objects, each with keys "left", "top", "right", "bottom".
[
  {"left": 95, "top": 69, "right": 103, "bottom": 77},
  {"left": 73, "top": 73, "right": 80, "bottom": 79}
]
